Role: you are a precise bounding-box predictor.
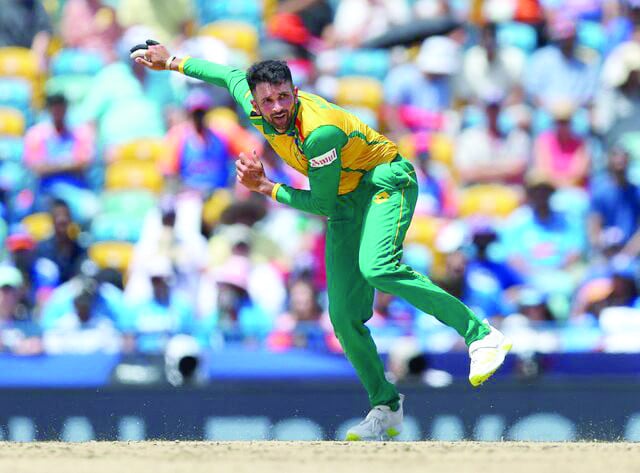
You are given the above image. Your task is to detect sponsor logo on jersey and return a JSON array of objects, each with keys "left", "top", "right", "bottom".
[{"left": 309, "top": 148, "right": 337, "bottom": 167}]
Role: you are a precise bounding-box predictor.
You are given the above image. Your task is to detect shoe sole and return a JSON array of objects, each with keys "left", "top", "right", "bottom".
[
  {"left": 469, "top": 338, "right": 513, "bottom": 387},
  {"left": 345, "top": 427, "right": 402, "bottom": 442}
]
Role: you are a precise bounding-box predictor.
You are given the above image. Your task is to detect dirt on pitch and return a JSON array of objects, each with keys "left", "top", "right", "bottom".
[{"left": 1, "top": 441, "right": 639, "bottom": 473}]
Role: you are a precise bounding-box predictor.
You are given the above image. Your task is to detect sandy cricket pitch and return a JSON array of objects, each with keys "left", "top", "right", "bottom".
[{"left": 1, "top": 441, "right": 639, "bottom": 473}]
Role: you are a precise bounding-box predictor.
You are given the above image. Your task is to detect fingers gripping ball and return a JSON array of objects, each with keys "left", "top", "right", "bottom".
[{"left": 128, "top": 39, "right": 160, "bottom": 60}]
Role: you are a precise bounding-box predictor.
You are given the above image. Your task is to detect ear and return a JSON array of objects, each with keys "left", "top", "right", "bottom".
[
  {"left": 251, "top": 99, "right": 259, "bottom": 115},
  {"left": 293, "top": 86, "right": 299, "bottom": 99}
]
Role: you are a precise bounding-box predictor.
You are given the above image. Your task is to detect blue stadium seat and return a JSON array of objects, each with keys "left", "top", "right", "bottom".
[
  {"left": 90, "top": 213, "right": 143, "bottom": 242},
  {"left": 497, "top": 22, "right": 538, "bottom": 54},
  {"left": 51, "top": 49, "right": 104, "bottom": 77},
  {"left": 0, "top": 137, "right": 23, "bottom": 162},
  {"left": 337, "top": 49, "right": 390, "bottom": 81},
  {"left": 195, "top": 0, "right": 262, "bottom": 27},
  {"left": 0, "top": 78, "right": 32, "bottom": 113},
  {"left": 577, "top": 21, "right": 606, "bottom": 54}
]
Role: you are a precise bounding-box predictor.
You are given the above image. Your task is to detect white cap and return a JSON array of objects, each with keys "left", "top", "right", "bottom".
[
  {"left": 602, "top": 41, "right": 640, "bottom": 88},
  {"left": 416, "top": 36, "right": 460, "bottom": 75}
]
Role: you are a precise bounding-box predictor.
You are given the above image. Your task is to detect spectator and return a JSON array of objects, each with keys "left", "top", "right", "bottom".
[
  {"left": 411, "top": 133, "right": 457, "bottom": 217},
  {"left": 524, "top": 16, "right": 600, "bottom": 107},
  {"left": 0, "top": 0, "right": 51, "bottom": 67},
  {"left": 40, "top": 265, "right": 127, "bottom": 333},
  {"left": 0, "top": 266, "right": 42, "bottom": 355},
  {"left": 501, "top": 174, "right": 584, "bottom": 280},
  {"left": 127, "top": 194, "right": 208, "bottom": 304},
  {"left": 123, "top": 259, "right": 194, "bottom": 354},
  {"left": 467, "top": 220, "right": 524, "bottom": 300},
  {"left": 588, "top": 147, "right": 640, "bottom": 256},
  {"left": 164, "top": 89, "right": 233, "bottom": 195},
  {"left": 35, "top": 199, "right": 86, "bottom": 288},
  {"left": 328, "top": 0, "right": 411, "bottom": 48},
  {"left": 268, "top": 277, "right": 334, "bottom": 351},
  {"left": 42, "top": 278, "right": 121, "bottom": 354},
  {"left": 460, "top": 23, "right": 526, "bottom": 104},
  {"left": 199, "top": 255, "right": 272, "bottom": 345},
  {"left": 384, "top": 36, "right": 460, "bottom": 134},
  {"left": 532, "top": 100, "right": 590, "bottom": 188},
  {"left": 116, "top": 0, "right": 193, "bottom": 45},
  {"left": 594, "top": 41, "right": 640, "bottom": 136},
  {"left": 433, "top": 224, "right": 508, "bottom": 320},
  {"left": 454, "top": 91, "right": 530, "bottom": 186},
  {"left": 5, "top": 227, "right": 37, "bottom": 307},
  {"left": 584, "top": 265, "right": 639, "bottom": 318},
  {"left": 24, "top": 94, "right": 95, "bottom": 202},
  {"left": 60, "top": 0, "right": 122, "bottom": 63}
]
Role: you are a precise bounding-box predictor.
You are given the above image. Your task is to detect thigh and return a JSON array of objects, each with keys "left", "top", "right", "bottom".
[
  {"left": 325, "top": 207, "right": 375, "bottom": 324},
  {"left": 359, "top": 166, "right": 418, "bottom": 272}
]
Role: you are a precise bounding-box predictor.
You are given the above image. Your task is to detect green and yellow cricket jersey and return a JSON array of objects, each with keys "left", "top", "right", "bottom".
[{"left": 179, "top": 57, "right": 398, "bottom": 217}]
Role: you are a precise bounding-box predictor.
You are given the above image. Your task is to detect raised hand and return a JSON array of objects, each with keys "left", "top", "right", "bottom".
[{"left": 129, "top": 39, "right": 172, "bottom": 70}]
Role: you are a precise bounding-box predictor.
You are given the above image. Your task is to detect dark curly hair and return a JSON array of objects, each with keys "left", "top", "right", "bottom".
[{"left": 246, "top": 60, "right": 293, "bottom": 93}]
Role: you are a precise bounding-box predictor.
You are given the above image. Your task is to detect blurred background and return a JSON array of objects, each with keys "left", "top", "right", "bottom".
[{"left": 1, "top": 0, "right": 640, "bottom": 442}]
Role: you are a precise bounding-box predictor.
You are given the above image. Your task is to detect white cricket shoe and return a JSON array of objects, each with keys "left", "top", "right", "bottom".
[
  {"left": 469, "top": 325, "right": 512, "bottom": 387},
  {"left": 345, "top": 394, "right": 404, "bottom": 441}
]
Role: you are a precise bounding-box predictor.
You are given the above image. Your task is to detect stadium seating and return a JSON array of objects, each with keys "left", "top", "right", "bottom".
[
  {"left": 0, "top": 47, "right": 40, "bottom": 82},
  {"left": 22, "top": 212, "right": 53, "bottom": 241},
  {"left": 195, "top": 0, "right": 262, "bottom": 27},
  {"left": 336, "top": 49, "right": 390, "bottom": 81},
  {"left": 100, "top": 190, "right": 156, "bottom": 217},
  {"left": 90, "top": 213, "right": 143, "bottom": 242},
  {"left": 0, "top": 78, "right": 32, "bottom": 113},
  {"left": 199, "top": 21, "right": 259, "bottom": 60},
  {"left": 457, "top": 184, "right": 521, "bottom": 218},
  {"left": 50, "top": 49, "right": 104, "bottom": 77},
  {"left": 497, "top": 22, "right": 538, "bottom": 54},
  {"left": 335, "top": 77, "right": 384, "bottom": 110},
  {"left": 0, "top": 107, "right": 25, "bottom": 137},
  {"left": 105, "top": 160, "right": 164, "bottom": 193},
  {"left": 88, "top": 241, "right": 134, "bottom": 272},
  {"left": 107, "top": 138, "right": 169, "bottom": 163}
]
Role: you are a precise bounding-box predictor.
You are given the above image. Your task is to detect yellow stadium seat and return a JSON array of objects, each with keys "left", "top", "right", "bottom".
[
  {"left": 458, "top": 184, "right": 521, "bottom": 218},
  {"left": 22, "top": 212, "right": 53, "bottom": 241},
  {"left": 0, "top": 107, "right": 25, "bottom": 136},
  {"left": 406, "top": 215, "right": 449, "bottom": 278},
  {"left": 108, "top": 138, "right": 169, "bottom": 163},
  {"left": 105, "top": 160, "right": 164, "bottom": 193},
  {"left": 89, "top": 241, "right": 134, "bottom": 272},
  {"left": 199, "top": 21, "right": 259, "bottom": 59},
  {"left": 0, "top": 47, "right": 40, "bottom": 81},
  {"left": 335, "top": 77, "right": 384, "bottom": 110}
]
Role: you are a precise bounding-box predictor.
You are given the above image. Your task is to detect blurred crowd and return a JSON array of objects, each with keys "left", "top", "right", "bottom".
[{"left": 2, "top": 0, "right": 640, "bottom": 362}]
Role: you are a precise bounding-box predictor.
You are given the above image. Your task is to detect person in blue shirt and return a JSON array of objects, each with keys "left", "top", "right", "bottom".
[
  {"left": 589, "top": 147, "right": 640, "bottom": 257},
  {"left": 524, "top": 17, "right": 600, "bottom": 107},
  {"left": 123, "top": 259, "right": 194, "bottom": 354},
  {"left": 164, "top": 89, "right": 233, "bottom": 194}
]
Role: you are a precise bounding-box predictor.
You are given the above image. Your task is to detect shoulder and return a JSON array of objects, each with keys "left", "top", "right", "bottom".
[{"left": 303, "top": 125, "right": 348, "bottom": 157}]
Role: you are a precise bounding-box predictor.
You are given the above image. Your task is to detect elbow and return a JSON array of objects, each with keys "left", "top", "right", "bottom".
[{"left": 315, "top": 200, "right": 337, "bottom": 217}]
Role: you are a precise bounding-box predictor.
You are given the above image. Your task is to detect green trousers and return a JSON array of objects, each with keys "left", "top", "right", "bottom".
[{"left": 325, "top": 156, "right": 490, "bottom": 409}]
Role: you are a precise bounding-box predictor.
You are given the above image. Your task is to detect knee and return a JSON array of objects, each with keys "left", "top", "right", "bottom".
[{"left": 359, "top": 262, "right": 392, "bottom": 290}]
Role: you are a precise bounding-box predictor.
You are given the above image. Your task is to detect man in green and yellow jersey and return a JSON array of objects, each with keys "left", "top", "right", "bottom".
[{"left": 132, "top": 40, "right": 512, "bottom": 441}]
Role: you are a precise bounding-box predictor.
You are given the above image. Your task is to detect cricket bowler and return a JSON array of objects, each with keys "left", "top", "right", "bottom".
[{"left": 131, "top": 40, "right": 513, "bottom": 441}]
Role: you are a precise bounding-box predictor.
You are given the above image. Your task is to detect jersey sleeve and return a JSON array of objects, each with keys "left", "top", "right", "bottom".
[
  {"left": 179, "top": 57, "right": 254, "bottom": 116},
  {"left": 272, "top": 125, "right": 348, "bottom": 217}
]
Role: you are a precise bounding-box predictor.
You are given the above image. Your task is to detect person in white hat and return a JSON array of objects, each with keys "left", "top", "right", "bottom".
[{"left": 383, "top": 35, "right": 461, "bottom": 135}]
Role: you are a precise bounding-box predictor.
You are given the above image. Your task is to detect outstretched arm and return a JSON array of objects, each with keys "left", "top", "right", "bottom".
[{"left": 131, "top": 40, "right": 254, "bottom": 116}]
